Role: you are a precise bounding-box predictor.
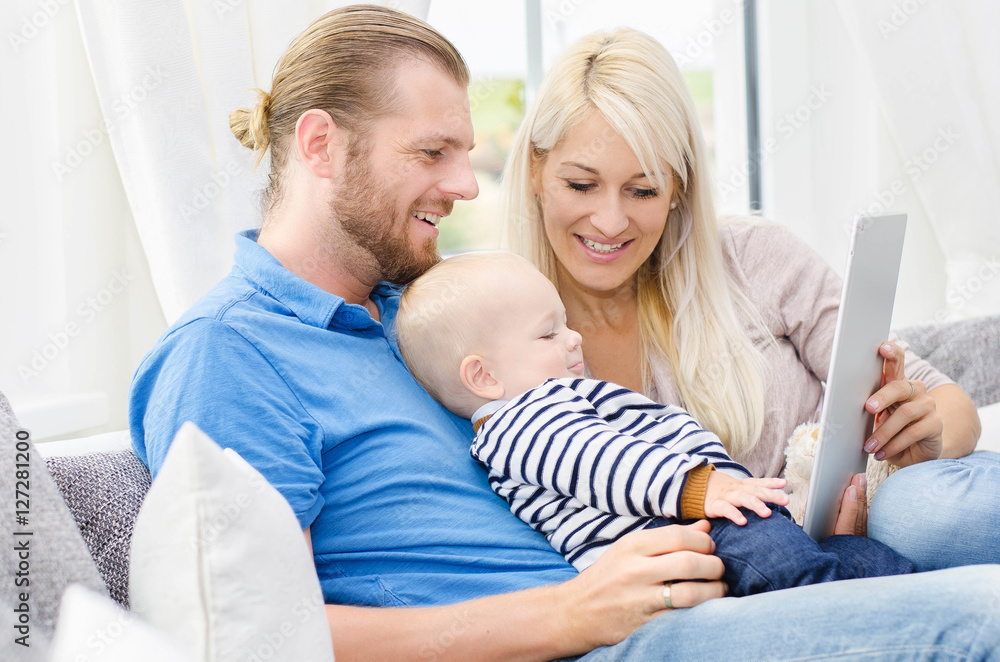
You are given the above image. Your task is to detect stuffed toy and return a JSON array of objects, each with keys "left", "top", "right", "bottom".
[{"left": 783, "top": 422, "right": 898, "bottom": 524}]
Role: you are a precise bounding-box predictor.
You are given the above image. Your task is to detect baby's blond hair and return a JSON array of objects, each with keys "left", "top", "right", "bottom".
[{"left": 397, "top": 251, "right": 535, "bottom": 417}]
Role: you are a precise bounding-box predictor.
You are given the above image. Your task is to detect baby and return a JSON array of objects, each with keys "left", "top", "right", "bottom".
[{"left": 396, "top": 251, "right": 913, "bottom": 596}]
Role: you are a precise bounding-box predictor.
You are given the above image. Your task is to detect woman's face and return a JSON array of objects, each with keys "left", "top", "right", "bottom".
[{"left": 535, "top": 112, "right": 674, "bottom": 295}]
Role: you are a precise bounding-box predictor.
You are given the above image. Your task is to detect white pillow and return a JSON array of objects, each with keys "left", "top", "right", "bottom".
[
  {"left": 50, "top": 584, "right": 194, "bottom": 661},
  {"left": 129, "top": 422, "right": 334, "bottom": 662}
]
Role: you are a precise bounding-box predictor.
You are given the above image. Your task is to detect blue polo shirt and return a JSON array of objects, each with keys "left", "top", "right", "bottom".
[{"left": 129, "top": 230, "right": 576, "bottom": 607}]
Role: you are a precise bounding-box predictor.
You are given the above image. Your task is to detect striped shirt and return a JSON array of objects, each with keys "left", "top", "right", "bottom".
[{"left": 471, "top": 378, "right": 751, "bottom": 570}]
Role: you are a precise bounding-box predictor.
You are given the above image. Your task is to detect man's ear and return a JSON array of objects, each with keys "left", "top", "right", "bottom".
[
  {"left": 294, "top": 109, "right": 347, "bottom": 180},
  {"left": 459, "top": 355, "right": 505, "bottom": 401}
]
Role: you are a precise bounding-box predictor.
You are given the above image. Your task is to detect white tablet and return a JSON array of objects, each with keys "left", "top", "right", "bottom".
[{"left": 801, "top": 213, "right": 907, "bottom": 540}]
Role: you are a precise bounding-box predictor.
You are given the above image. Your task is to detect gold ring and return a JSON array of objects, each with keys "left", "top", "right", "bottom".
[{"left": 663, "top": 583, "right": 674, "bottom": 610}]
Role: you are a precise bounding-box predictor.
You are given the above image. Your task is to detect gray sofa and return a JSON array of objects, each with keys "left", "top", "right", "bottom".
[
  {"left": 2, "top": 314, "right": 998, "bottom": 657},
  {"left": 0, "top": 395, "right": 111, "bottom": 660}
]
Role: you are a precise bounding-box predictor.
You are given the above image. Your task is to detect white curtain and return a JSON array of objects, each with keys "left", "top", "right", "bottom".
[
  {"left": 2, "top": 0, "right": 165, "bottom": 436},
  {"left": 833, "top": 0, "right": 1000, "bottom": 321},
  {"left": 1, "top": 0, "right": 428, "bottom": 436},
  {"left": 74, "top": 0, "right": 296, "bottom": 325},
  {"left": 74, "top": 0, "right": 432, "bottom": 324},
  {"left": 757, "top": 0, "right": 1000, "bottom": 327}
]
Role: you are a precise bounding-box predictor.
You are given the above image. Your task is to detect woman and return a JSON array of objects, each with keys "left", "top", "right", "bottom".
[{"left": 502, "top": 27, "right": 999, "bottom": 571}]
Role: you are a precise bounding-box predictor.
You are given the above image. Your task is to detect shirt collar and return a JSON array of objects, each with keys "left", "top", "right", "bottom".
[
  {"left": 233, "top": 229, "right": 400, "bottom": 330},
  {"left": 470, "top": 400, "right": 508, "bottom": 425}
]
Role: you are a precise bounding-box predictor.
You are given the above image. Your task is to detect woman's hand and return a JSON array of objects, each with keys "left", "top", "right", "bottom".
[
  {"left": 832, "top": 473, "right": 868, "bottom": 536},
  {"left": 703, "top": 473, "right": 788, "bottom": 525},
  {"left": 556, "top": 521, "right": 725, "bottom": 650},
  {"left": 863, "top": 342, "right": 943, "bottom": 467}
]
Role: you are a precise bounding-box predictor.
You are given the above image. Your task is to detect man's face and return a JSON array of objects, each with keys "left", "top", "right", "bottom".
[{"left": 332, "top": 59, "right": 479, "bottom": 285}]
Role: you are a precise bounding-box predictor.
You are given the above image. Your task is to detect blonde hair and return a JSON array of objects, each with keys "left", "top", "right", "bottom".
[
  {"left": 397, "top": 251, "right": 534, "bottom": 417},
  {"left": 501, "top": 28, "right": 769, "bottom": 460},
  {"left": 229, "top": 4, "right": 469, "bottom": 213}
]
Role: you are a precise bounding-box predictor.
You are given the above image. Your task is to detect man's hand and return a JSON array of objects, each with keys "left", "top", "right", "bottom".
[
  {"left": 703, "top": 472, "right": 788, "bottom": 525},
  {"left": 555, "top": 521, "right": 726, "bottom": 651}
]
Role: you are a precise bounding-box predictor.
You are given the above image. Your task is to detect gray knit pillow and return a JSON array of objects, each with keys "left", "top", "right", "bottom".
[
  {"left": 896, "top": 314, "right": 1000, "bottom": 407},
  {"left": 0, "top": 393, "right": 107, "bottom": 656},
  {"left": 44, "top": 450, "right": 151, "bottom": 609},
  {"left": 0, "top": 392, "right": 13, "bottom": 419}
]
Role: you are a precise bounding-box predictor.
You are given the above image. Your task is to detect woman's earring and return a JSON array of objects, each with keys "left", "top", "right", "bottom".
[{"left": 670, "top": 200, "right": 678, "bottom": 210}]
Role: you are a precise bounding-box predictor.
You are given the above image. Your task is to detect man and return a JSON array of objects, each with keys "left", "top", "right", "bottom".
[
  {"left": 130, "top": 5, "right": 998, "bottom": 661},
  {"left": 132, "top": 6, "right": 720, "bottom": 656}
]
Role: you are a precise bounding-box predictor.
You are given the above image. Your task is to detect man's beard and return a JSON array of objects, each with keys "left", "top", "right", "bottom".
[{"left": 331, "top": 144, "right": 447, "bottom": 285}]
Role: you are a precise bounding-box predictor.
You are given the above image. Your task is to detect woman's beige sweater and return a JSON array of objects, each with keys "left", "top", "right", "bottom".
[{"left": 647, "top": 221, "right": 952, "bottom": 479}]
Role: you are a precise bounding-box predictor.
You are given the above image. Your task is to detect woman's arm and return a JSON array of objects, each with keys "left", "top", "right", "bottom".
[
  {"left": 929, "top": 383, "right": 981, "bottom": 458},
  {"left": 309, "top": 523, "right": 726, "bottom": 662}
]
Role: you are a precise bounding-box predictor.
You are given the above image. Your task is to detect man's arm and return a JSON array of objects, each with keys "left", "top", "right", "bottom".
[
  {"left": 131, "top": 320, "right": 327, "bottom": 524},
  {"left": 308, "top": 471, "right": 877, "bottom": 662},
  {"left": 307, "top": 524, "right": 726, "bottom": 661}
]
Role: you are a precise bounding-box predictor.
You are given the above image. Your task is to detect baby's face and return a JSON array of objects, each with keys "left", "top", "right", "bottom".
[{"left": 484, "top": 266, "right": 585, "bottom": 399}]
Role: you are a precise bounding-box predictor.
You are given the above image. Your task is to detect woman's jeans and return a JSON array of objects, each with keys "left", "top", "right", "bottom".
[{"left": 869, "top": 451, "right": 1000, "bottom": 570}]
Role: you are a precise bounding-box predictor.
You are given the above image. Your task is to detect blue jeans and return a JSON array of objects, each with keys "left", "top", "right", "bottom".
[
  {"left": 707, "top": 505, "right": 913, "bottom": 595},
  {"left": 869, "top": 451, "right": 1000, "bottom": 570},
  {"left": 574, "top": 565, "right": 1000, "bottom": 661}
]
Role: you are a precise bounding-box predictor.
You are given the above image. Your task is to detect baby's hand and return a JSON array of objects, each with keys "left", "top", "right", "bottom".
[{"left": 703, "top": 473, "right": 788, "bottom": 525}]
